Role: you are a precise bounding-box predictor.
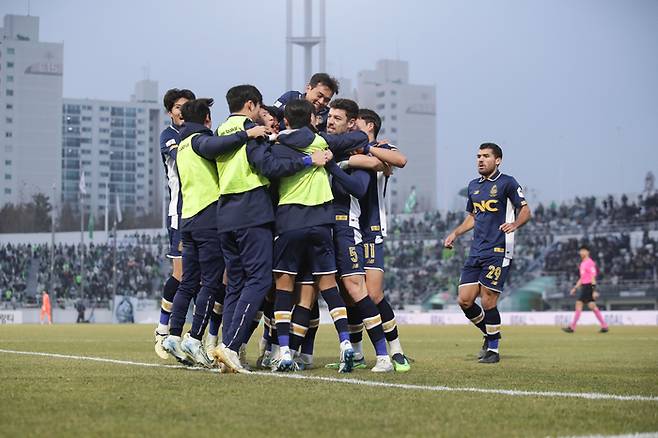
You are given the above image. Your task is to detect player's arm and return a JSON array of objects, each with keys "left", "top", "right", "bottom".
[
  {"left": 160, "top": 131, "right": 178, "bottom": 159},
  {"left": 342, "top": 154, "right": 385, "bottom": 172},
  {"left": 499, "top": 180, "right": 532, "bottom": 233},
  {"left": 326, "top": 162, "right": 369, "bottom": 198},
  {"left": 320, "top": 131, "right": 369, "bottom": 155},
  {"left": 444, "top": 213, "right": 475, "bottom": 248},
  {"left": 247, "top": 139, "right": 330, "bottom": 178},
  {"left": 194, "top": 125, "right": 269, "bottom": 160},
  {"left": 367, "top": 145, "right": 407, "bottom": 168},
  {"left": 499, "top": 204, "right": 532, "bottom": 234}
]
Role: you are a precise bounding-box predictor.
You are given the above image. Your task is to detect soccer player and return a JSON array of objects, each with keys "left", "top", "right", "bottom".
[
  {"left": 353, "top": 108, "right": 411, "bottom": 372},
  {"left": 562, "top": 245, "right": 609, "bottom": 333},
  {"left": 273, "top": 72, "right": 339, "bottom": 132},
  {"left": 154, "top": 88, "right": 195, "bottom": 359},
  {"left": 444, "top": 143, "right": 531, "bottom": 364},
  {"left": 162, "top": 98, "right": 262, "bottom": 367},
  {"left": 270, "top": 99, "right": 369, "bottom": 373},
  {"left": 325, "top": 99, "right": 393, "bottom": 372},
  {"left": 211, "top": 85, "right": 330, "bottom": 373}
]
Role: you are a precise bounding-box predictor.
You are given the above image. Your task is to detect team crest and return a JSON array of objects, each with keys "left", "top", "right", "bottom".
[{"left": 489, "top": 185, "right": 498, "bottom": 197}]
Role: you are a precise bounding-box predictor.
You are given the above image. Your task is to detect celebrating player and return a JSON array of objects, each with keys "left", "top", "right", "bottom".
[{"left": 154, "top": 88, "right": 195, "bottom": 359}]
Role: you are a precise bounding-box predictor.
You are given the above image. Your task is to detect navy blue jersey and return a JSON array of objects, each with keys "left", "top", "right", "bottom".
[
  {"left": 331, "top": 165, "right": 370, "bottom": 230},
  {"left": 273, "top": 90, "right": 329, "bottom": 132},
  {"left": 359, "top": 142, "right": 396, "bottom": 243},
  {"left": 465, "top": 170, "right": 527, "bottom": 258},
  {"left": 159, "top": 124, "right": 183, "bottom": 224}
]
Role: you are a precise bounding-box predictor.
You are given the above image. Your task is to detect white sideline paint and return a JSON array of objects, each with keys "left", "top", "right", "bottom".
[{"left": 1, "top": 348, "right": 658, "bottom": 403}]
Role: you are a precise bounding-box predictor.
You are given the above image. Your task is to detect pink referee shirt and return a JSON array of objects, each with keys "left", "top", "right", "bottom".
[{"left": 579, "top": 257, "right": 597, "bottom": 284}]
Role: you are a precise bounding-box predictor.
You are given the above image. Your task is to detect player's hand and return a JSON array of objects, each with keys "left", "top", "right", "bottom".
[
  {"left": 310, "top": 150, "right": 330, "bottom": 167},
  {"left": 592, "top": 291, "right": 600, "bottom": 300},
  {"left": 443, "top": 233, "right": 456, "bottom": 249},
  {"left": 383, "top": 163, "right": 393, "bottom": 177},
  {"left": 570, "top": 287, "right": 577, "bottom": 296},
  {"left": 246, "top": 125, "right": 270, "bottom": 139},
  {"left": 499, "top": 222, "right": 517, "bottom": 233}
]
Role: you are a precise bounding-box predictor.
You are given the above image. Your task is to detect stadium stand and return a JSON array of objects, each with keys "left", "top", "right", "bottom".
[{"left": 1, "top": 193, "right": 657, "bottom": 311}]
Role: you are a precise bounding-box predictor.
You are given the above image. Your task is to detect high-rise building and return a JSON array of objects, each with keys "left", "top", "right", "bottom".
[
  {"left": 355, "top": 60, "right": 437, "bottom": 213},
  {"left": 0, "top": 14, "right": 63, "bottom": 206},
  {"left": 61, "top": 80, "right": 163, "bottom": 220}
]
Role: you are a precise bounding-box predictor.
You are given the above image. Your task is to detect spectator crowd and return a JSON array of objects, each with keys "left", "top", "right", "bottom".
[{"left": 2, "top": 191, "right": 657, "bottom": 309}]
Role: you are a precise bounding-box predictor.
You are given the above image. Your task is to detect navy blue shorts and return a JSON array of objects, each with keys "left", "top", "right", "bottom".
[
  {"left": 362, "top": 238, "right": 384, "bottom": 272},
  {"left": 459, "top": 255, "right": 512, "bottom": 293},
  {"left": 273, "top": 225, "right": 337, "bottom": 276},
  {"left": 334, "top": 225, "right": 365, "bottom": 278},
  {"left": 166, "top": 216, "right": 182, "bottom": 259}
]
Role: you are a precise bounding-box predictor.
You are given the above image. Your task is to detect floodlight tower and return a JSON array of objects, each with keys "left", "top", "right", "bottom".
[{"left": 286, "top": 0, "right": 326, "bottom": 90}]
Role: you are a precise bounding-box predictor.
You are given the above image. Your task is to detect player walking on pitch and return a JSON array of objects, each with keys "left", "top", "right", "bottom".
[
  {"left": 444, "top": 143, "right": 531, "bottom": 363},
  {"left": 562, "top": 245, "right": 609, "bottom": 333}
]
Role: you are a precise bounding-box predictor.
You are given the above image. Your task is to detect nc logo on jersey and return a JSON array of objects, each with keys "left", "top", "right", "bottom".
[
  {"left": 473, "top": 199, "right": 499, "bottom": 213},
  {"left": 489, "top": 185, "right": 498, "bottom": 197}
]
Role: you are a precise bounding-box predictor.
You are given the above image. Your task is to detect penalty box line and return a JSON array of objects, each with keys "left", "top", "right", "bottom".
[{"left": 1, "top": 348, "right": 657, "bottom": 403}]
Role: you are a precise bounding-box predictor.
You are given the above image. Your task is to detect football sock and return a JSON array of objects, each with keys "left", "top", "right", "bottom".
[
  {"left": 274, "top": 289, "right": 294, "bottom": 348},
  {"left": 356, "top": 296, "right": 387, "bottom": 357},
  {"left": 461, "top": 302, "right": 487, "bottom": 335},
  {"left": 484, "top": 306, "right": 501, "bottom": 353},
  {"left": 289, "top": 305, "right": 311, "bottom": 352},
  {"left": 321, "top": 287, "right": 349, "bottom": 343}
]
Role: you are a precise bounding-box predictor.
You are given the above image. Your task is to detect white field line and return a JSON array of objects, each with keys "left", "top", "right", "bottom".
[{"left": 1, "top": 348, "right": 658, "bottom": 403}]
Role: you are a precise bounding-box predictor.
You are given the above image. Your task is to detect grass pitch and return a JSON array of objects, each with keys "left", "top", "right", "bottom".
[{"left": 1, "top": 324, "right": 657, "bottom": 437}]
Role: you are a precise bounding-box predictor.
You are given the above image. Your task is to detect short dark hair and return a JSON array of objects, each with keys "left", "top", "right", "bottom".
[
  {"left": 330, "top": 98, "right": 359, "bottom": 121},
  {"left": 479, "top": 142, "right": 503, "bottom": 159},
  {"left": 284, "top": 99, "right": 314, "bottom": 129},
  {"left": 309, "top": 73, "right": 339, "bottom": 95},
  {"left": 180, "top": 98, "right": 214, "bottom": 125},
  {"left": 358, "top": 109, "right": 382, "bottom": 138},
  {"left": 163, "top": 88, "right": 196, "bottom": 112},
  {"left": 262, "top": 105, "right": 281, "bottom": 122},
  {"left": 579, "top": 245, "right": 590, "bottom": 252},
  {"left": 226, "top": 85, "right": 263, "bottom": 113}
]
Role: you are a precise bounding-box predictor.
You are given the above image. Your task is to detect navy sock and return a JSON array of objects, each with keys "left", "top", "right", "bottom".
[
  {"left": 274, "top": 289, "right": 294, "bottom": 348},
  {"left": 347, "top": 306, "right": 364, "bottom": 344},
  {"left": 462, "top": 303, "right": 487, "bottom": 335},
  {"left": 484, "top": 306, "right": 501, "bottom": 351},
  {"left": 300, "top": 304, "right": 319, "bottom": 355},
  {"left": 159, "top": 276, "right": 179, "bottom": 326},
  {"left": 289, "top": 305, "right": 311, "bottom": 352},
  {"left": 356, "top": 296, "right": 387, "bottom": 356},
  {"left": 321, "top": 287, "right": 349, "bottom": 343},
  {"left": 208, "top": 283, "right": 225, "bottom": 337},
  {"left": 377, "top": 298, "right": 399, "bottom": 343},
  {"left": 262, "top": 298, "right": 274, "bottom": 344}
]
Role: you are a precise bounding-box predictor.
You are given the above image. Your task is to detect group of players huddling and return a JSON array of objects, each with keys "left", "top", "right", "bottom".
[{"left": 153, "top": 72, "right": 532, "bottom": 374}]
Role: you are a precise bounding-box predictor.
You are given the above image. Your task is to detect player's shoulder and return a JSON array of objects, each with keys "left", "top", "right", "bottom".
[
  {"left": 467, "top": 177, "right": 481, "bottom": 187},
  {"left": 160, "top": 125, "right": 179, "bottom": 142},
  {"left": 274, "top": 90, "right": 302, "bottom": 107},
  {"left": 498, "top": 172, "right": 519, "bottom": 185}
]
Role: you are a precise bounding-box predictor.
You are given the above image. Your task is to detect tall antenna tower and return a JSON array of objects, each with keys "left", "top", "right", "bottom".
[{"left": 286, "top": 0, "right": 326, "bottom": 90}]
